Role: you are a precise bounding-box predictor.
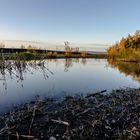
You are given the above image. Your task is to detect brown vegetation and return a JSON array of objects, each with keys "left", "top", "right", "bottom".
[
  {"left": 0, "top": 88, "right": 140, "bottom": 139},
  {"left": 107, "top": 30, "right": 140, "bottom": 62}
]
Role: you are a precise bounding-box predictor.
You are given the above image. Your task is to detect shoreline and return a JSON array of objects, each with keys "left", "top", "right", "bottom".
[
  {"left": 0, "top": 88, "right": 140, "bottom": 139},
  {"left": 108, "top": 58, "right": 140, "bottom": 63},
  {"left": 0, "top": 53, "right": 107, "bottom": 60}
]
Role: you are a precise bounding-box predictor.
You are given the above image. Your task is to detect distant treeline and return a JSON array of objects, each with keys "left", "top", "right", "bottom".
[{"left": 107, "top": 30, "right": 140, "bottom": 62}]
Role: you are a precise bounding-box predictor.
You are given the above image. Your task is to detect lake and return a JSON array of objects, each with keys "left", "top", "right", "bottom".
[{"left": 0, "top": 58, "right": 140, "bottom": 114}]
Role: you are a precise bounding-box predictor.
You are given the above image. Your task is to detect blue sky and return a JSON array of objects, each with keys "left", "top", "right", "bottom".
[{"left": 0, "top": 0, "right": 140, "bottom": 45}]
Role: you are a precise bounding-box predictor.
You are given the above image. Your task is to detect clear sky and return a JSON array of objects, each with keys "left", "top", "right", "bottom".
[{"left": 0, "top": 0, "right": 140, "bottom": 45}]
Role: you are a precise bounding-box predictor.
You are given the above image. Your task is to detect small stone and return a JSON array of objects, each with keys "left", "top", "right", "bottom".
[{"left": 49, "top": 136, "right": 56, "bottom": 140}]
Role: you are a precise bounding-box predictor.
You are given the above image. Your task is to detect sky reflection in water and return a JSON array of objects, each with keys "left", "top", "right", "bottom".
[{"left": 0, "top": 59, "right": 139, "bottom": 114}]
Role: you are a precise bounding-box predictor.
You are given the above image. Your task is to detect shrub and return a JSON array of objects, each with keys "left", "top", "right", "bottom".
[{"left": 80, "top": 51, "right": 87, "bottom": 58}]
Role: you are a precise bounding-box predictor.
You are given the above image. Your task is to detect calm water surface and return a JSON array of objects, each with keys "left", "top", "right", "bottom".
[{"left": 0, "top": 59, "right": 139, "bottom": 114}]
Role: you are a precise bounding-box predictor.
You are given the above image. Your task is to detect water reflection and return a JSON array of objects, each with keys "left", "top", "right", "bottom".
[
  {"left": 0, "top": 58, "right": 87, "bottom": 90},
  {"left": 0, "top": 58, "right": 139, "bottom": 114},
  {"left": 63, "top": 58, "right": 87, "bottom": 72},
  {"left": 0, "top": 59, "right": 53, "bottom": 90},
  {"left": 46, "top": 58, "right": 87, "bottom": 72},
  {"left": 108, "top": 59, "right": 140, "bottom": 83}
]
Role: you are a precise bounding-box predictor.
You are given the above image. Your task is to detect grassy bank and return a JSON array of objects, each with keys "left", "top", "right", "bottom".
[
  {"left": 0, "top": 52, "right": 107, "bottom": 60},
  {"left": 0, "top": 88, "right": 140, "bottom": 139}
]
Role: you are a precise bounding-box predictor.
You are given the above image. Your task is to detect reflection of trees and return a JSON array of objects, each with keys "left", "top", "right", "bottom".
[
  {"left": 0, "top": 58, "right": 88, "bottom": 91},
  {"left": 64, "top": 58, "right": 87, "bottom": 72},
  {"left": 64, "top": 59, "right": 73, "bottom": 72},
  {"left": 0, "top": 60, "right": 53, "bottom": 90},
  {"left": 46, "top": 58, "right": 87, "bottom": 72},
  {"left": 108, "top": 59, "right": 140, "bottom": 83},
  {"left": 81, "top": 59, "right": 87, "bottom": 65}
]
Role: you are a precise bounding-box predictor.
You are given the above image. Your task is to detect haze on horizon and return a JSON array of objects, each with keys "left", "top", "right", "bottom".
[{"left": 0, "top": 0, "right": 140, "bottom": 49}]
